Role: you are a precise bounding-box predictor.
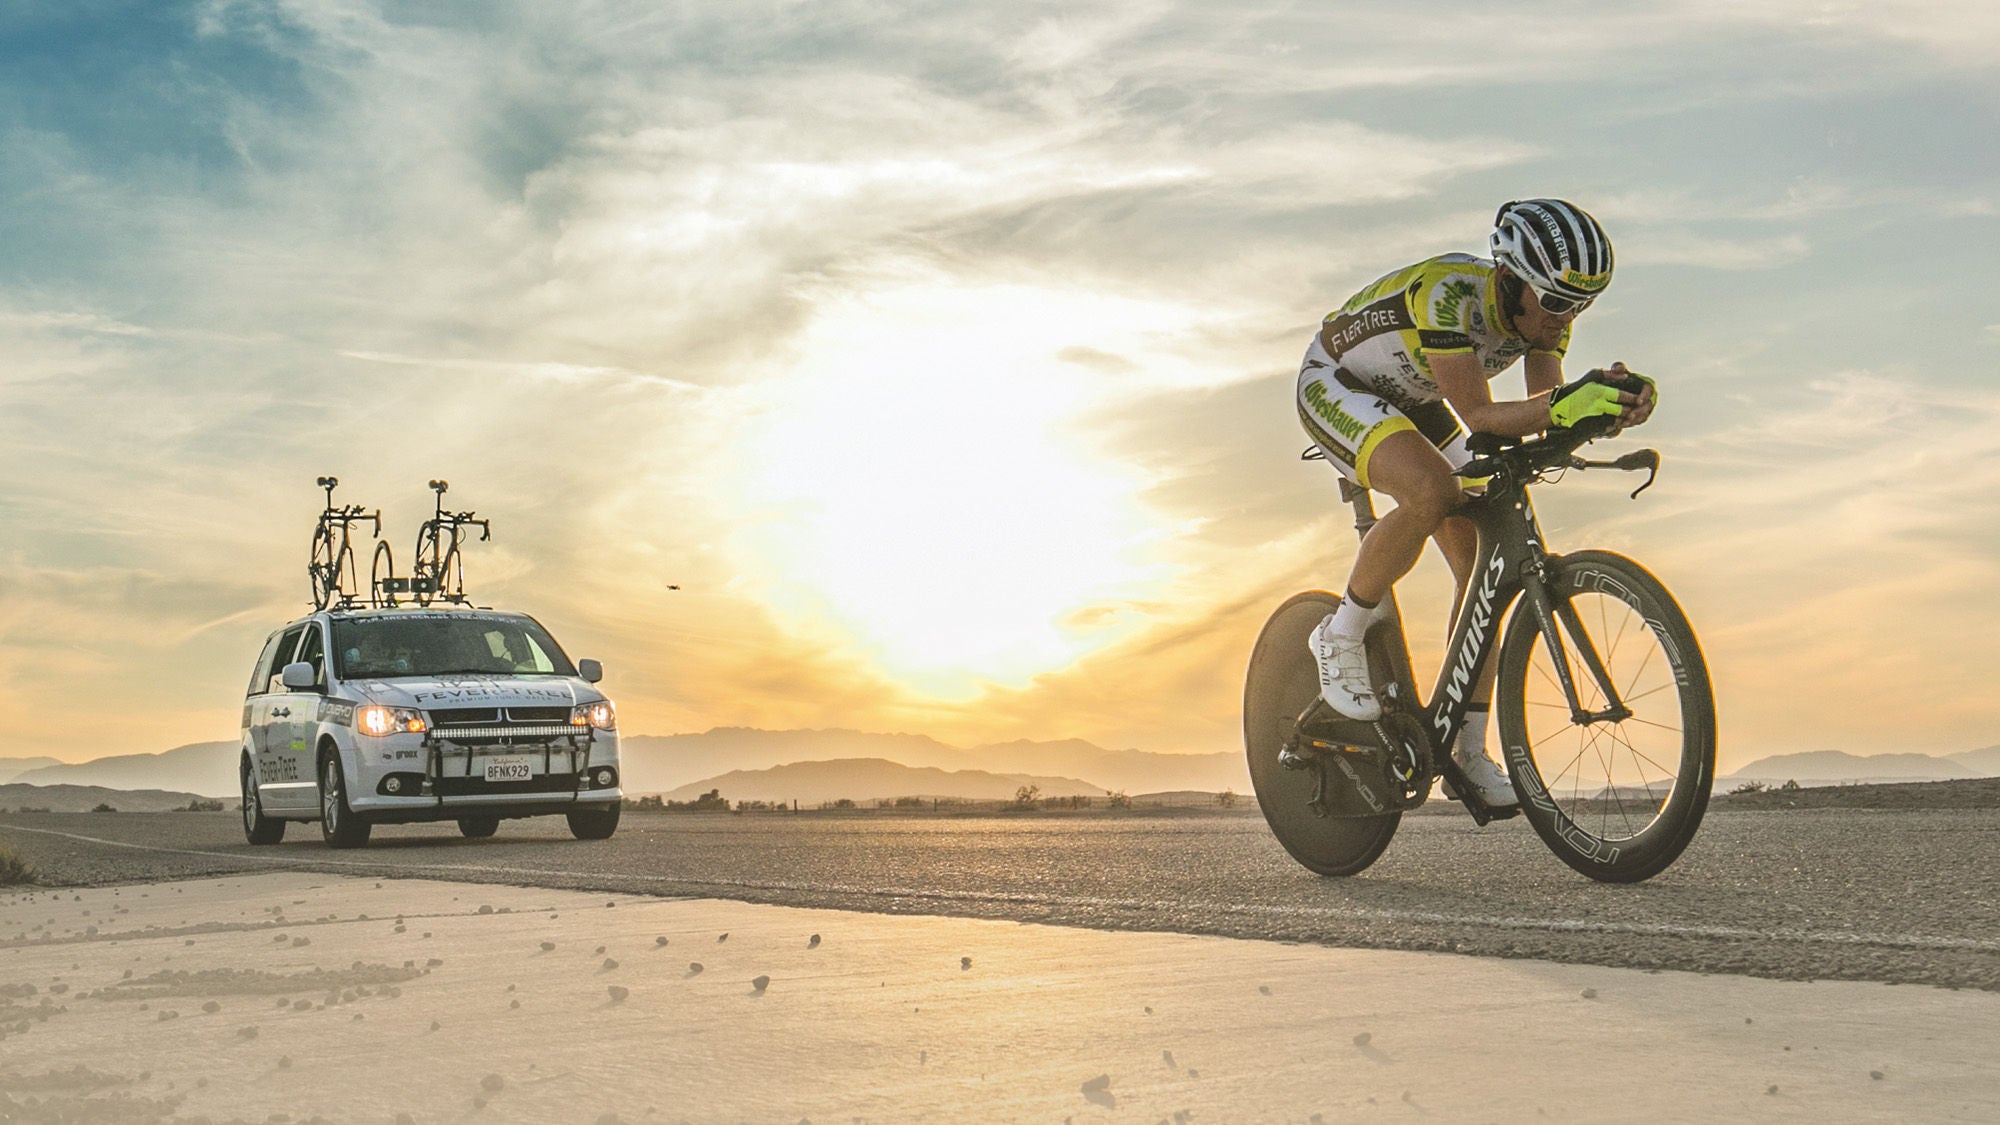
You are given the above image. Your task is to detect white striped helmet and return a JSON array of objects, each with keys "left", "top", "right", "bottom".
[{"left": 1490, "top": 199, "right": 1614, "bottom": 308}]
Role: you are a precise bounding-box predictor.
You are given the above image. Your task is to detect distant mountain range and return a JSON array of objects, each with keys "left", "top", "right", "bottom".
[
  {"left": 11, "top": 732, "right": 1996, "bottom": 802},
  {"left": 0, "top": 783, "right": 218, "bottom": 814},
  {"left": 1, "top": 728, "right": 1249, "bottom": 801},
  {"left": 0, "top": 757, "right": 61, "bottom": 785},
  {"left": 619, "top": 728, "right": 1248, "bottom": 796},
  {"left": 5, "top": 742, "right": 239, "bottom": 798},
  {"left": 1725, "top": 746, "right": 2000, "bottom": 786},
  {"left": 659, "top": 758, "right": 1109, "bottom": 805}
]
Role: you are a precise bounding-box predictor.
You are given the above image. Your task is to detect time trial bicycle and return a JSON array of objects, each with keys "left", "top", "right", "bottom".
[{"left": 1243, "top": 414, "right": 1716, "bottom": 883}]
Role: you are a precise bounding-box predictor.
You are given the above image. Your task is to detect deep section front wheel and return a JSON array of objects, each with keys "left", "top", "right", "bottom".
[
  {"left": 1495, "top": 550, "right": 1714, "bottom": 883},
  {"left": 1244, "top": 591, "right": 1400, "bottom": 876}
]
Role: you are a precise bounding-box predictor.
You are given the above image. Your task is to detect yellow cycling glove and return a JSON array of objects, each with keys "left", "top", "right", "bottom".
[{"left": 1548, "top": 379, "right": 1625, "bottom": 429}]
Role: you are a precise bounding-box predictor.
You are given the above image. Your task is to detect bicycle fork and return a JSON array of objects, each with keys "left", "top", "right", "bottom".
[{"left": 1518, "top": 561, "right": 1630, "bottom": 726}]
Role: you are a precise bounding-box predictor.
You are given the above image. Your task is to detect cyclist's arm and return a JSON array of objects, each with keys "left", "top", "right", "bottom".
[
  {"left": 1432, "top": 352, "right": 1557, "bottom": 438},
  {"left": 1523, "top": 351, "right": 1563, "bottom": 399}
]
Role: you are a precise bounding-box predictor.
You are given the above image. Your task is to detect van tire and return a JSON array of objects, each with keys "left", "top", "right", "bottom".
[
  {"left": 567, "top": 805, "right": 620, "bottom": 840},
  {"left": 242, "top": 757, "right": 285, "bottom": 846},
  {"left": 318, "top": 751, "right": 372, "bottom": 849},
  {"left": 457, "top": 815, "right": 500, "bottom": 838}
]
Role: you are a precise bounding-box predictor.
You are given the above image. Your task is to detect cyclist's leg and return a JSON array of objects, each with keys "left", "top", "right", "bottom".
[
  {"left": 1297, "top": 368, "right": 1460, "bottom": 718},
  {"left": 1420, "top": 426, "right": 1512, "bottom": 801},
  {"left": 1425, "top": 424, "right": 1500, "bottom": 708},
  {"left": 1345, "top": 432, "right": 1463, "bottom": 604}
]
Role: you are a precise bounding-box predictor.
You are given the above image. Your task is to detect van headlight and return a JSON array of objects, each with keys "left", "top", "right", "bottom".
[
  {"left": 570, "top": 700, "right": 616, "bottom": 731},
  {"left": 355, "top": 705, "right": 428, "bottom": 737}
]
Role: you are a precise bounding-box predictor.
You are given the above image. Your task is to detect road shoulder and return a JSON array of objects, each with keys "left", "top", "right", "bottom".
[{"left": 4, "top": 872, "right": 1996, "bottom": 1122}]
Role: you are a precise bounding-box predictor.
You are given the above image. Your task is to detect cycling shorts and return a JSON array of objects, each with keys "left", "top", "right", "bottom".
[{"left": 1295, "top": 361, "right": 1471, "bottom": 488}]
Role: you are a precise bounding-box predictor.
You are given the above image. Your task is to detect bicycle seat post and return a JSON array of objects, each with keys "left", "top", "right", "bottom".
[{"left": 1338, "top": 478, "right": 1379, "bottom": 536}]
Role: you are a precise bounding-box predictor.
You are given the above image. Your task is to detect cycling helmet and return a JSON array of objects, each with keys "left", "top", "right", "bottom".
[{"left": 1490, "top": 199, "right": 1614, "bottom": 308}]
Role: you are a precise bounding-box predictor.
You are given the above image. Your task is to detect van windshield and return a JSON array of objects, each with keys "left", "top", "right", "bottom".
[{"left": 331, "top": 615, "right": 576, "bottom": 680}]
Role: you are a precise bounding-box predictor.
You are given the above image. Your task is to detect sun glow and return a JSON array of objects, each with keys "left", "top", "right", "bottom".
[{"left": 730, "top": 280, "right": 1206, "bottom": 696}]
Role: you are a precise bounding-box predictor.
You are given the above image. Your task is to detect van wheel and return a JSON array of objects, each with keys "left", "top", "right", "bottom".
[
  {"left": 319, "top": 752, "right": 372, "bottom": 849},
  {"left": 457, "top": 815, "right": 500, "bottom": 839},
  {"left": 567, "top": 804, "right": 620, "bottom": 840},
  {"left": 242, "top": 757, "right": 285, "bottom": 845}
]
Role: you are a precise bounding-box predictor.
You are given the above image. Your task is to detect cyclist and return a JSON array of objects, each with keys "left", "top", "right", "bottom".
[{"left": 1294, "top": 198, "right": 1655, "bottom": 807}]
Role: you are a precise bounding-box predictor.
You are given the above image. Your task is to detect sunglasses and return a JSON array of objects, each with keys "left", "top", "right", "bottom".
[{"left": 1532, "top": 287, "right": 1594, "bottom": 316}]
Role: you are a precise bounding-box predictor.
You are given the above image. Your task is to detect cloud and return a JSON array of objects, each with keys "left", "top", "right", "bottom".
[
  {"left": 1676, "top": 0, "right": 2000, "bottom": 66},
  {"left": 4, "top": 0, "right": 1998, "bottom": 764},
  {"left": 337, "top": 349, "right": 705, "bottom": 391},
  {"left": 1629, "top": 232, "right": 1813, "bottom": 271}
]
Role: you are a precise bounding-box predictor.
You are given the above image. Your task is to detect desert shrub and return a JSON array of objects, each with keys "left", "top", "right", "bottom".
[
  {"left": 831, "top": 798, "right": 856, "bottom": 809},
  {"left": 90, "top": 803, "right": 117, "bottom": 813},
  {"left": 1728, "top": 781, "right": 1767, "bottom": 795},
  {"left": 0, "top": 844, "right": 38, "bottom": 885},
  {"left": 1106, "top": 790, "right": 1131, "bottom": 809},
  {"left": 1014, "top": 785, "right": 1040, "bottom": 809},
  {"left": 1216, "top": 789, "right": 1238, "bottom": 809},
  {"left": 893, "top": 796, "right": 924, "bottom": 808},
  {"left": 178, "top": 798, "right": 225, "bottom": 813}
]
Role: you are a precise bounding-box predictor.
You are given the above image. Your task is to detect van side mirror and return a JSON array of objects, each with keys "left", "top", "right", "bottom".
[
  {"left": 578, "top": 659, "right": 603, "bottom": 684},
  {"left": 280, "top": 662, "right": 318, "bottom": 690}
]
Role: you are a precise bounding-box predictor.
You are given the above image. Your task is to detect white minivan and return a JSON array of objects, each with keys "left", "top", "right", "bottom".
[{"left": 239, "top": 607, "right": 622, "bottom": 848}]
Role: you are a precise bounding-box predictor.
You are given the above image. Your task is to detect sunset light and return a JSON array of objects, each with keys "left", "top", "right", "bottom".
[{"left": 730, "top": 279, "right": 1203, "bottom": 695}]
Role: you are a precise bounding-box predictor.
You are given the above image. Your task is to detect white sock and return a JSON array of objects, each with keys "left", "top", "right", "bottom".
[
  {"left": 1328, "top": 592, "right": 1376, "bottom": 638},
  {"left": 1455, "top": 707, "right": 1490, "bottom": 761}
]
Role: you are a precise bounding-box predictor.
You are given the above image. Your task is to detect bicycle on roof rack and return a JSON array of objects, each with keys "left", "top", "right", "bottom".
[
  {"left": 1243, "top": 415, "right": 1716, "bottom": 884},
  {"left": 408, "top": 479, "right": 490, "bottom": 606},
  {"left": 307, "top": 476, "right": 388, "bottom": 610}
]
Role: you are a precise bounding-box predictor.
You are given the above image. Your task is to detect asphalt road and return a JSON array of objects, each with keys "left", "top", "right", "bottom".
[{"left": 5, "top": 805, "right": 1999, "bottom": 991}]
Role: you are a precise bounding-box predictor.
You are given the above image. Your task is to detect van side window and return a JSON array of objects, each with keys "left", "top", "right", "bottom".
[
  {"left": 248, "top": 629, "right": 301, "bottom": 696},
  {"left": 266, "top": 626, "right": 307, "bottom": 694},
  {"left": 295, "top": 625, "right": 328, "bottom": 690}
]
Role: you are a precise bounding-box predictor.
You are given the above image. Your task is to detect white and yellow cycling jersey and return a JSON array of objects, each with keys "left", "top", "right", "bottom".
[{"left": 1296, "top": 253, "right": 1566, "bottom": 486}]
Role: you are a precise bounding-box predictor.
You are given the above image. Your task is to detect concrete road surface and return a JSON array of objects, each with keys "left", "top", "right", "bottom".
[
  {"left": 7, "top": 806, "right": 2000, "bottom": 1122},
  {"left": 5, "top": 872, "right": 1998, "bottom": 1123}
]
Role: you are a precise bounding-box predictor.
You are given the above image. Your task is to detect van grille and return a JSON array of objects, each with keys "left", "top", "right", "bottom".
[{"left": 428, "top": 705, "right": 574, "bottom": 727}]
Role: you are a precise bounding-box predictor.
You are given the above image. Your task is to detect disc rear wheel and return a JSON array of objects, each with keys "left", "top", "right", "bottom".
[{"left": 1245, "top": 591, "right": 1400, "bottom": 876}]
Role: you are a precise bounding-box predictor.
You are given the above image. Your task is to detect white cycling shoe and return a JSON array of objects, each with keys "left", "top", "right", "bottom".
[
  {"left": 1309, "top": 617, "right": 1381, "bottom": 721},
  {"left": 1449, "top": 747, "right": 1519, "bottom": 808}
]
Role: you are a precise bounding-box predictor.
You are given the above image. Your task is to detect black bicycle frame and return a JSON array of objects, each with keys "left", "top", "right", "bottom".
[{"left": 1336, "top": 474, "right": 1628, "bottom": 801}]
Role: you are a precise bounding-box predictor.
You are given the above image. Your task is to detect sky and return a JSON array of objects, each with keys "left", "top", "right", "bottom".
[{"left": 1, "top": 0, "right": 1997, "bottom": 772}]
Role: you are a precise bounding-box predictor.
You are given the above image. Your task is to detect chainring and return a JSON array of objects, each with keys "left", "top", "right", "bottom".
[{"left": 1287, "top": 708, "right": 1434, "bottom": 817}]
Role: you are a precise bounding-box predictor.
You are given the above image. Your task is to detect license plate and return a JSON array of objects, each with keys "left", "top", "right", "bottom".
[{"left": 484, "top": 757, "right": 535, "bottom": 782}]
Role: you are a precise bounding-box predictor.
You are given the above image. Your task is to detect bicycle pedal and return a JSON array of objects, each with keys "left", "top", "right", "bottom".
[{"left": 1278, "top": 745, "right": 1314, "bottom": 771}]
